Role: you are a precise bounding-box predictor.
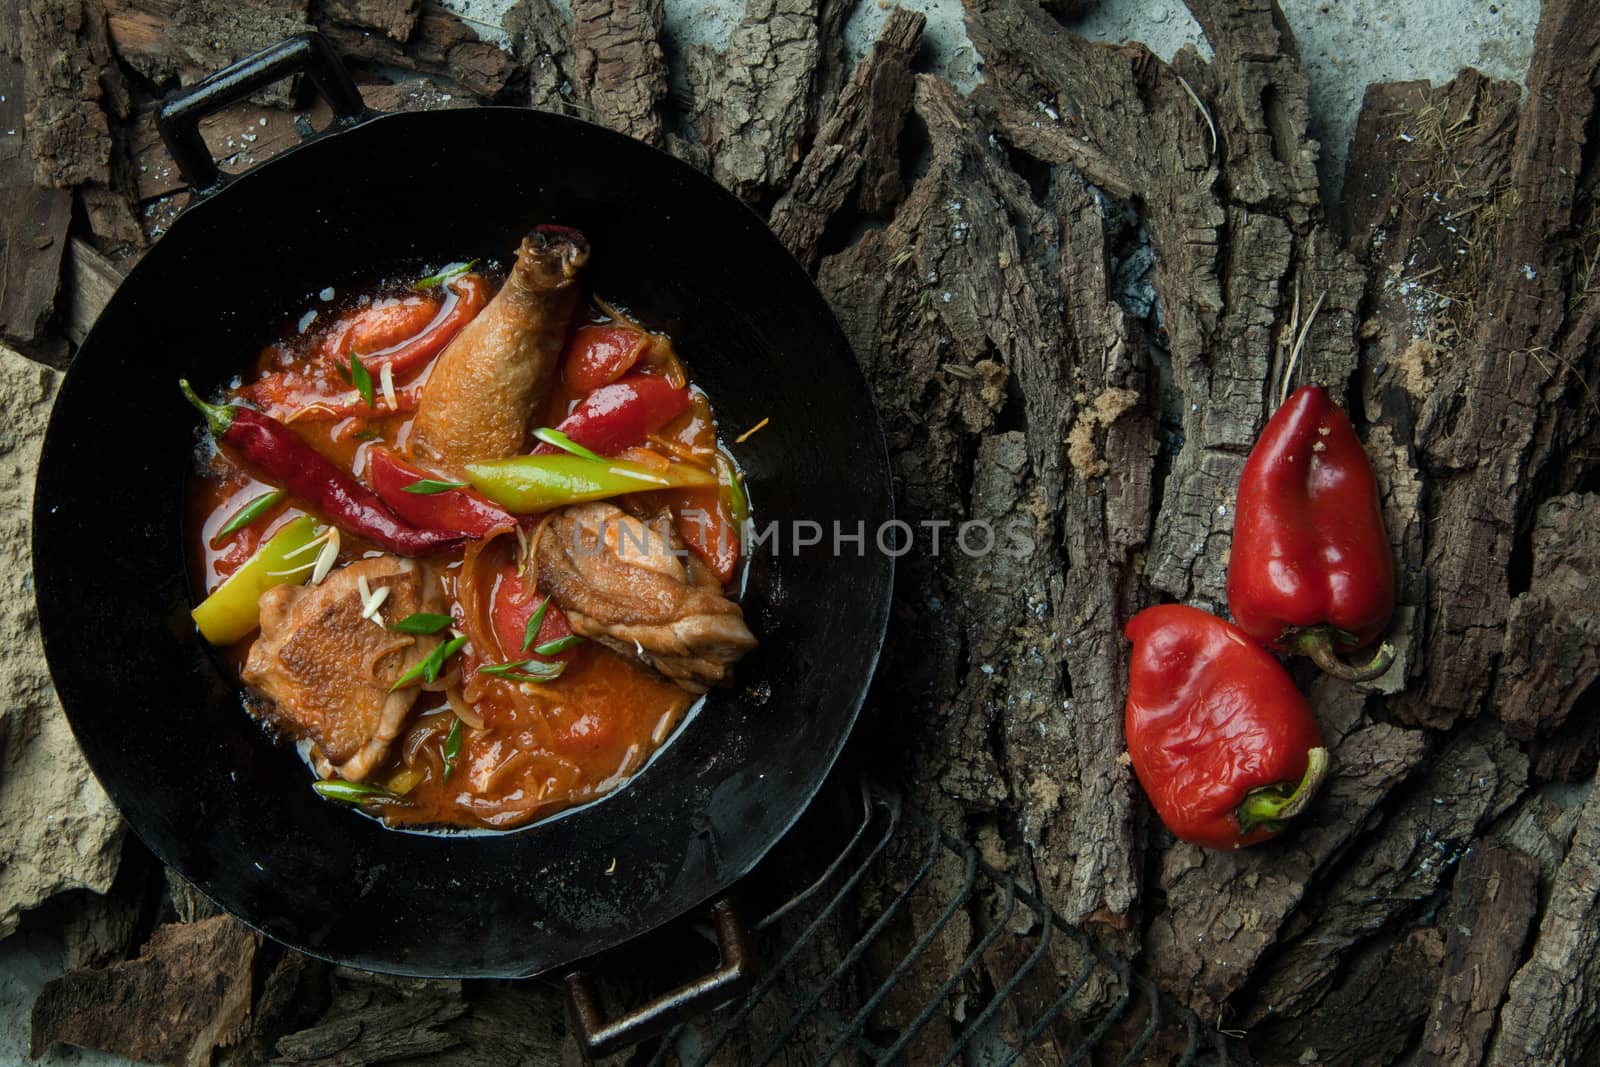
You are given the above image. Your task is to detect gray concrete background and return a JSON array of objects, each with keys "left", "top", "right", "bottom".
[{"left": 1, "top": 2, "right": 1540, "bottom": 1064}]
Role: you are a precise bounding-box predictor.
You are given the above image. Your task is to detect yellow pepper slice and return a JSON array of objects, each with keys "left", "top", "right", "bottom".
[
  {"left": 465, "top": 454, "right": 716, "bottom": 513},
  {"left": 191, "top": 515, "right": 323, "bottom": 645}
]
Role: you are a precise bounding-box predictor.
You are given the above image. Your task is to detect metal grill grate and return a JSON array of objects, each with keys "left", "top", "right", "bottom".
[{"left": 582, "top": 779, "right": 1236, "bottom": 1065}]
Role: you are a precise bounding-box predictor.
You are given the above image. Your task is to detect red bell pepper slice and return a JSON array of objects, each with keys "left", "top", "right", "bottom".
[
  {"left": 562, "top": 324, "right": 650, "bottom": 394},
  {"left": 490, "top": 563, "right": 576, "bottom": 664},
  {"left": 1227, "top": 385, "right": 1396, "bottom": 681},
  {"left": 242, "top": 373, "right": 423, "bottom": 422},
  {"left": 533, "top": 373, "right": 692, "bottom": 457},
  {"left": 668, "top": 487, "right": 740, "bottom": 585},
  {"left": 1124, "top": 604, "right": 1330, "bottom": 850},
  {"left": 316, "top": 296, "right": 440, "bottom": 365},
  {"left": 318, "top": 274, "right": 491, "bottom": 378},
  {"left": 366, "top": 447, "right": 515, "bottom": 539}
]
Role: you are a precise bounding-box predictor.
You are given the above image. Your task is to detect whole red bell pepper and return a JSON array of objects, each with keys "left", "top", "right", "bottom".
[
  {"left": 366, "top": 447, "right": 515, "bottom": 539},
  {"left": 1228, "top": 385, "right": 1395, "bottom": 681},
  {"left": 532, "top": 373, "right": 692, "bottom": 457},
  {"left": 1124, "top": 604, "right": 1330, "bottom": 850}
]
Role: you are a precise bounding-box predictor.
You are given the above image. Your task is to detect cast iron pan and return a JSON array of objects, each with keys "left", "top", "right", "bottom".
[{"left": 32, "top": 34, "right": 893, "bottom": 1011}]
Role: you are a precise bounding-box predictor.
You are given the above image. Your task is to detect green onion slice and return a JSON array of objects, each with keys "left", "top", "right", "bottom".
[
  {"left": 350, "top": 353, "right": 376, "bottom": 409},
  {"left": 520, "top": 598, "right": 551, "bottom": 653},
  {"left": 403, "top": 477, "right": 469, "bottom": 495},
  {"left": 532, "top": 426, "right": 606, "bottom": 463},
  {"left": 391, "top": 612, "right": 454, "bottom": 635},
  {"left": 414, "top": 260, "right": 478, "bottom": 290},
  {"left": 212, "top": 489, "right": 283, "bottom": 543},
  {"left": 533, "top": 634, "right": 584, "bottom": 656},
  {"left": 313, "top": 779, "right": 400, "bottom": 804},
  {"left": 390, "top": 634, "right": 468, "bottom": 692},
  {"left": 442, "top": 717, "right": 464, "bottom": 783},
  {"left": 477, "top": 658, "right": 568, "bottom": 683}
]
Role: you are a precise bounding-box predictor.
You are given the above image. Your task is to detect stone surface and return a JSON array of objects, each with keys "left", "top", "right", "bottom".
[{"left": 0, "top": 345, "right": 123, "bottom": 940}]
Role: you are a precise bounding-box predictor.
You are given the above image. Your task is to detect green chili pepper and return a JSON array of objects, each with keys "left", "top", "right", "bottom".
[
  {"left": 191, "top": 515, "right": 322, "bottom": 645},
  {"left": 718, "top": 453, "right": 749, "bottom": 526},
  {"left": 466, "top": 454, "right": 716, "bottom": 513},
  {"left": 442, "top": 717, "right": 464, "bottom": 782}
]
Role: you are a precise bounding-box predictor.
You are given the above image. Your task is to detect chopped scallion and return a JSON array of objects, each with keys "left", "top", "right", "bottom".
[
  {"left": 443, "top": 717, "right": 464, "bottom": 782},
  {"left": 533, "top": 634, "right": 584, "bottom": 656},
  {"left": 313, "top": 779, "right": 400, "bottom": 804},
  {"left": 520, "top": 598, "right": 550, "bottom": 653},
  {"left": 390, "top": 634, "right": 468, "bottom": 692},
  {"left": 392, "top": 612, "right": 454, "bottom": 635},
  {"left": 414, "top": 259, "right": 478, "bottom": 290},
  {"left": 350, "top": 353, "right": 375, "bottom": 409},
  {"left": 532, "top": 426, "right": 606, "bottom": 463},
  {"left": 212, "top": 489, "right": 283, "bottom": 543},
  {"left": 478, "top": 657, "right": 568, "bottom": 683},
  {"left": 403, "top": 477, "right": 469, "bottom": 495}
]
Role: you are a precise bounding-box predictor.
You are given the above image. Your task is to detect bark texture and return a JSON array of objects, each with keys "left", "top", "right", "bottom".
[{"left": 8, "top": 0, "right": 1600, "bottom": 1062}]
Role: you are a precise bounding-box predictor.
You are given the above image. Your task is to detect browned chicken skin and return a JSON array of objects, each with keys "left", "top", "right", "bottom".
[
  {"left": 410, "top": 226, "right": 590, "bottom": 473},
  {"left": 243, "top": 557, "right": 443, "bottom": 782},
  {"left": 536, "top": 503, "right": 758, "bottom": 693}
]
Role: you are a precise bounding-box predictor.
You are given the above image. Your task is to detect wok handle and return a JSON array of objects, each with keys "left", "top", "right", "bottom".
[
  {"left": 564, "top": 899, "right": 758, "bottom": 1060},
  {"left": 157, "top": 33, "right": 367, "bottom": 194}
]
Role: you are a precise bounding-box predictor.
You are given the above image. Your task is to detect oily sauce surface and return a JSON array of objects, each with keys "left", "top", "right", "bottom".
[{"left": 186, "top": 264, "right": 738, "bottom": 831}]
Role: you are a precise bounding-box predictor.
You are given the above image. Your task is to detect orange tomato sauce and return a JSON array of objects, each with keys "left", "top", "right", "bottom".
[{"left": 186, "top": 266, "right": 733, "bottom": 831}]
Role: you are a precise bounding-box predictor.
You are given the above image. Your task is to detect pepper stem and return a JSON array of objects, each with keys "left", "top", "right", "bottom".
[
  {"left": 1236, "top": 746, "right": 1331, "bottom": 835},
  {"left": 1291, "top": 628, "right": 1396, "bottom": 683},
  {"left": 178, "top": 379, "right": 235, "bottom": 437}
]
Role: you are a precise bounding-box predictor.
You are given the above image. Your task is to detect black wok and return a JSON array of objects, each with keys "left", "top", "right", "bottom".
[{"left": 32, "top": 35, "right": 893, "bottom": 988}]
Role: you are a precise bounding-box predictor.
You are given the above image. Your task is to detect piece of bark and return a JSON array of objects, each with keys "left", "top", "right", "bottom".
[
  {"left": 31, "top": 915, "right": 261, "bottom": 1065},
  {"left": 1417, "top": 841, "right": 1541, "bottom": 1067},
  {"left": 1489, "top": 776, "right": 1600, "bottom": 1066},
  {"left": 966, "top": 0, "right": 1363, "bottom": 614},
  {"left": 684, "top": 0, "right": 823, "bottom": 203},
  {"left": 0, "top": 55, "right": 72, "bottom": 353},
  {"left": 570, "top": 0, "right": 667, "bottom": 146},
  {"left": 1345, "top": 0, "right": 1600, "bottom": 731},
  {"left": 820, "top": 75, "right": 1154, "bottom": 944},
  {"left": 1241, "top": 719, "right": 1527, "bottom": 1028},
  {"left": 818, "top": 76, "right": 1043, "bottom": 820},
  {"left": 274, "top": 971, "right": 468, "bottom": 1064},
  {"left": 19, "top": 0, "right": 126, "bottom": 188},
  {"left": 104, "top": 0, "right": 310, "bottom": 108},
  {"left": 317, "top": 0, "right": 513, "bottom": 100},
  {"left": 1032, "top": 166, "right": 1156, "bottom": 935},
  {"left": 501, "top": 0, "right": 573, "bottom": 112},
  {"left": 317, "top": 0, "right": 418, "bottom": 41},
  {"left": 1495, "top": 493, "right": 1600, "bottom": 742},
  {"left": 1253, "top": 928, "right": 1445, "bottom": 1067},
  {"left": 767, "top": 6, "right": 923, "bottom": 270},
  {"left": 1145, "top": 678, "right": 1428, "bottom": 1019}
]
